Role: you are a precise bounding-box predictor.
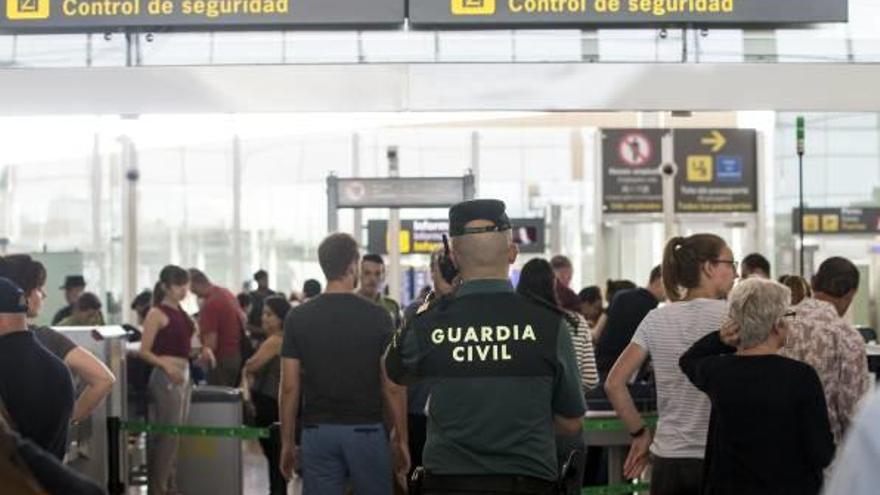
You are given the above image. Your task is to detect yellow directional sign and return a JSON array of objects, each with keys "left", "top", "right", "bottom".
[
  {"left": 7, "top": 0, "right": 50, "bottom": 20},
  {"left": 451, "top": 0, "right": 495, "bottom": 15},
  {"left": 700, "top": 130, "right": 727, "bottom": 153}
]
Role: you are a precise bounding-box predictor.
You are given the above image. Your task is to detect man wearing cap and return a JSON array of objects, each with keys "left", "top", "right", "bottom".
[
  {"left": 52, "top": 275, "right": 87, "bottom": 325},
  {"left": 385, "top": 199, "right": 586, "bottom": 494},
  {"left": 0, "top": 277, "right": 75, "bottom": 460}
]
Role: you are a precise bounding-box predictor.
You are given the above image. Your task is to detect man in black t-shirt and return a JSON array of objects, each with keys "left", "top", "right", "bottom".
[
  {"left": 595, "top": 265, "right": 665, "bottom": 381},
  {"left": 279, "top": 233, "right": 408, "bottom": 494},
  {"left": 0, "top": 277, "right": 75, "bottom": 460}
]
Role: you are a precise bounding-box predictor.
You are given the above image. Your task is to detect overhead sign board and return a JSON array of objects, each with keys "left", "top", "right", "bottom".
[
  {"left": 601, "top": 129, "right": 665, "bottom": 214},
  {"left": 0, "top": 0, "right": 404, "bottom": 31},
  {"left": 792, "top": 207, "right": 880, "bottom": 235},
  {"left": 368, "top": 218, "right": 545, "bottom": 255},
  {"left": 602, "top": 128, "right": 757, "bottom": 214},
  {"left": 331, "top": 176, "right": 474, "bottom": 209},
  {"left": 674, "top": 128, "right": 757, "bottom": 213},
  {"left": 409, "top": 0, "right": 847, "bottom": 28}
]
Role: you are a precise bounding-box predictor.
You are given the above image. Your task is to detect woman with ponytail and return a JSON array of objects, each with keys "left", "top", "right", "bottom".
[
  {"left": 604, "top": 234, "right": 737, "bottom": 495},
  {"left": 139, "top": 265, "right": 215, "bottom": 495}
]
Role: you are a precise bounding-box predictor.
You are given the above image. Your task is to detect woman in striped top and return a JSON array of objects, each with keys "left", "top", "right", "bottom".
[{"left": 605, "top": 234, "right": 737, "bottom": 495}]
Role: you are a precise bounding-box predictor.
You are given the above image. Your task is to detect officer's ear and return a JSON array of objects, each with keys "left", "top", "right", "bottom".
[{"left": 507, "top": 242, "right": 519, "bottom": 265}]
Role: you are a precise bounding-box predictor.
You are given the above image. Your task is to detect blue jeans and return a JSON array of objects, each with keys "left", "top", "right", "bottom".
[{"left": 300, "top": 423, "right": 392, "bottom": 495}]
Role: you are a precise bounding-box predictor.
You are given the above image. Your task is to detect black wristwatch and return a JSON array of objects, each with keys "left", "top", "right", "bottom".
[{"left": 629, "top": 426, "right": 647, "bottom": 438}]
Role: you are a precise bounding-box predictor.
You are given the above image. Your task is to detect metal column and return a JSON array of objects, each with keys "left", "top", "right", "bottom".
[
  {"left": 232, "top": 136, "right": 243, "bottom": 290},
  {"left": 120, "top": 136, "right": 139, "bottom": 324},
  {"left": 387, "top": 147, "right": 401, "bottom": 303},
  {"left": 660, "top": 131, "right": 678, "bottom": 241},
  {"left": 470, "top": 131, "right": 480, "bottom": 197},
  {"left": 327, "top": 174, "right": 339, "bottom": 233},
  {"left": 90, "top": 134, "right": 105, "bottom": 310},
  {"left": 550, "top": 205, "right": 562, "bottom": 256},
  {"left": 593, "top": 130, "right": 607, "bottom": 291},
  {"left": 352, "top": 133, "right": 363, "bottom": 244}
]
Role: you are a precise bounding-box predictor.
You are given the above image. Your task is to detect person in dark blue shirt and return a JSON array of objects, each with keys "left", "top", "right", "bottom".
[{"left": 0, "top": 276, "right": 74, "bottom": 460}]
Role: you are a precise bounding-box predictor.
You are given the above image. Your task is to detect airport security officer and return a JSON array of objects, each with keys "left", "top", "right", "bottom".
[{"left": 385, "top": 199, "right": 586, "bottom": 494}]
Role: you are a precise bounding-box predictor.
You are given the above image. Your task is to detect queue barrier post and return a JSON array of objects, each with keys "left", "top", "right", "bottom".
[{"left": 106, "top": 416, "right": 125, "bottom": 495}]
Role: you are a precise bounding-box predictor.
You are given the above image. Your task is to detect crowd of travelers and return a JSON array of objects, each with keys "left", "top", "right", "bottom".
[{"left": 0, "top": 226, "right": 879, "bottom": 495}]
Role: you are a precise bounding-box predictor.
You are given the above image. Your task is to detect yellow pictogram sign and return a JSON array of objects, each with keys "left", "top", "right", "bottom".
[
  {"left": 7, "top": 0, "right": 50, "bottom": 20},
  {"left": 802, "top": 215, "right": 819, "bottom": 233},
  {"left": 821, "top": 214, "right": 840, "bottom": 233},
  {"left": 686, "top": 155, "right": 713, "bottom": 183},
  {"left": 451, "top": 0, "right": 496, "bottom": 15}
]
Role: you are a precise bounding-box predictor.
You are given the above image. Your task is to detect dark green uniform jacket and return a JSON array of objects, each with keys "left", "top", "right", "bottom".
[{"left": 386, "top": 279, "right": 586, "bottom": 481}]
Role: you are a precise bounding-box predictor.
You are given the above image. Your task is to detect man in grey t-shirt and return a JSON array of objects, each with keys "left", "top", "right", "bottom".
[{"left": 279, "top": 233, "right": 408, "bottom": 494}]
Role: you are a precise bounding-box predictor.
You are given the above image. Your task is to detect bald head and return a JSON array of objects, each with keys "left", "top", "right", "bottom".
[{"left": 451, "top": 219, "right": 517, "bottom": 280}]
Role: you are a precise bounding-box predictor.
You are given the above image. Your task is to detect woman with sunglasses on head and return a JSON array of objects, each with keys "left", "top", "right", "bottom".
[
  {"left": 139, "top": 265, "right": 215, "bottom": 495},
  {"left": 679, "top": 278, "right": 834, "bottom": 495},
  {"left": 605, "top": 234, "right": 737, "bottom": 495}
]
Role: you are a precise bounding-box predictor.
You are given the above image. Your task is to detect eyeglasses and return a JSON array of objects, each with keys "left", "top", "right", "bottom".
[{"left": 714, "top": 259, "right": 739, "bottom": 272}]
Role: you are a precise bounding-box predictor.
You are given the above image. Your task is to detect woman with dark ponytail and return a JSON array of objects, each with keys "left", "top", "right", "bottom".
[
  {"left": 139, "top": 265, "right": 215, "bottom": 495},
  {"left": 605, "top": 234, "right": 737, "bottom": 495}
]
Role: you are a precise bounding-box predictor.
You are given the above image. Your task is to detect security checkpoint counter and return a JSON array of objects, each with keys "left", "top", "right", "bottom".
[
  {"left": 582, "top": 411, "right": 656, "bottom": 494},
  {"left": 867, "top": 343, "right": 880, "bottom": 381}
]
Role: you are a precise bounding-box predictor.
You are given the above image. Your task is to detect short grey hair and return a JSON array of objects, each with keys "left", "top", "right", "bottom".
[{"left": 728, "top": 278, "right": 791, "bottom": 349}]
